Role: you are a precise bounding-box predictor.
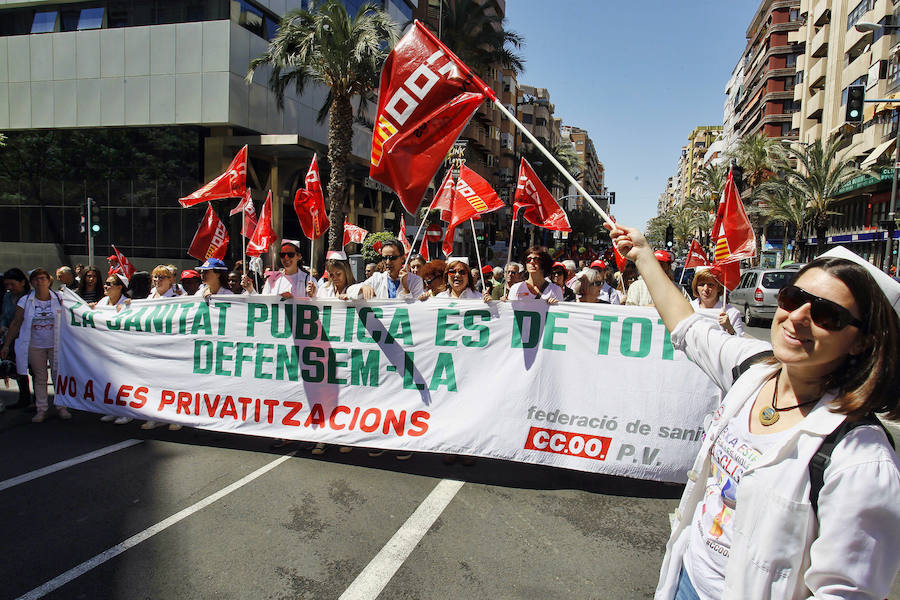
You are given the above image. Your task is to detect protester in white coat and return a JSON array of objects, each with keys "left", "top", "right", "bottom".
[
  {"left": 609, "top": 223, "right": 900, "bottom": 600},
  {"left": 359, "top": 239, "right": 423, "bottom": 300}
]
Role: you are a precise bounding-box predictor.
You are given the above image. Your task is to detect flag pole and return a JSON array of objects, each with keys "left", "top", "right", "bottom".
[
  {"left": 506, "top": 210, "right": 516, "bottom": 270},
  {"left": 492, "top": 99, "right": 614, "bottom": 228},
  {"left": 404, "top": 211, "right": 429, "bottom": 268},
  {"left": 470, "top": 219, "right": 486, "bottom": 292}
]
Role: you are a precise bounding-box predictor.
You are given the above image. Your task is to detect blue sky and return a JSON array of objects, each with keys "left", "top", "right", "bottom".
[{"left": 505, "top": 0, "right": 761, "bottom": 229}]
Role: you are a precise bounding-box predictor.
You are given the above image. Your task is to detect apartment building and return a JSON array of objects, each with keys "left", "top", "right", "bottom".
[
  {"left": 0, "top": 0, "right": 415, "bottom": 269},
  {"left": 793, "top": 0, "right": 900, "bottom": 264},
  {"left": 683, "top": 126, "right": 723, "bottom": 201},
  {"left": 560, "top": 125, "right": 604, "bottom": 211}
]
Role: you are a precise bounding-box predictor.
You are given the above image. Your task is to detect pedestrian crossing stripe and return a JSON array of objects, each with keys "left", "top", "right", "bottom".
[
  {"left": 714, "top": 237, "right": 731, "bottom": 261},
  {"left": 371, "top": 116, "right": 398, "bottom": 167}
]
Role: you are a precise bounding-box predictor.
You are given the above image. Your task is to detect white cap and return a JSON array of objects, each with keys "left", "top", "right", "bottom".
[
  {"left": 820, "top": 246, "right": 900, "bottom": 318},
  {"left": 326, "top": 250, "right": 348, "bottom": 261},
  {"left": 447, "top": 256, "right": 470, "bottom": 266},
  {"left": 280, "top": 239, "right": 302, "bottom": 251}
]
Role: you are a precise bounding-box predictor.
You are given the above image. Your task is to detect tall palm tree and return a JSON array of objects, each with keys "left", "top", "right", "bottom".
[
  {"left": 437, "top": 0, "right": 525, "bottom": 76},
  {"left": 759, "top": 183, "right": 807, "bottom": 261},
  {"left": 766, "top": 134, "right": 861, "bottom": 255},
  {"left": 248, "top": 0, "right": 399, "bottom": 250},
  {"left": 727, "top": 133, "right": 787, "bottom": 262},
  {"left": 693, "top": 163, "right": 728, "bottom": 205}
]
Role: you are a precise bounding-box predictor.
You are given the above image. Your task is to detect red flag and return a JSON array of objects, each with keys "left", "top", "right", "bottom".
[
  {"left": 369, "top": 20, "right": 494, "bottom": 215},
  {"left": 612, "top": 243, "right": 627, "bottom": 272},
  {"left": 430, "top": 165, "right": 504, "bottom": 256},
  {"left": 247, "top": 191, "right": 276, "bottom": 257},
  {"left": 418, "top": 231, "right": 430, "bottom": 261},
  {"left": 230, "top": 188, "right": 258, "bottom": 238},
  {"left": 294, "top": 155, "right": 330, "bottom": 240},
  {"left": 179, "top": 146, "right": 247, "bottom": 207},
  {"left": 188, "top": 205, "right": 230, "bottom": 261},
  {"left": 111, "top": 245, "right": 137, "bottom": 279},
  {"left": 514, "top": 158, "right": 571, "bottom": 231},
  {"left": 711, "top": 167, "right": 755, "bottom": 263},
  {"left": 399, "top": 215, "right": 412, "bottom": 253},
  {"left": 684, "top": 239, "right": 709, "bottom": 268},
  {"left": 342, "top": 219, "right": 369, "bottom": 248},
  {"left": 709, "top": 262, "right": 742, "bottom": 291}
]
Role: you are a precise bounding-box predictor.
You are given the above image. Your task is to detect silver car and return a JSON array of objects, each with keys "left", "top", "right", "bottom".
[{"left": 729, "top": 266, "right": 803, "bottom": 326}]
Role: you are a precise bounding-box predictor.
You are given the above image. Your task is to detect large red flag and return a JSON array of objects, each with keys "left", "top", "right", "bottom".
[
  {"left": 111, "top": 245, "right": 137, "bottom": 279},
  {"left": 430, "top": 165, "right": 504, "bottom": 256},
  {"left": 230, "top": 188, "right": 258, "bottom": 238},
  {"left": 684, "top": 239, "right": 709, "bottom": 268},
  {"left": 711, "top": 167, "right": 755, "bottom": 264},
  {"left": 399, "top": 215, "right": 412, "bottom": 253},
  {"left": 179, "top": 146, "right": 247, "bottom": 207},
  {"left": 294, "top": 155, "right": 330, "bottom": 240},
  {"left": 247, "top": 191, "right": 276, "bottom": 257},
  {"left": 710, "top": 262, "right": 742, "bottom": 291},
  {"left": 188, "top": 205, "right": 229, "bottom": 261},
  {"left": 342, "top": 219, "right": 369, "bottom": 248},
  {"left": 369, "top": 20, "right": 494, "bottom": 215},
  {"left": 514, "top": 158, "right": 571, "bottom": 231}
]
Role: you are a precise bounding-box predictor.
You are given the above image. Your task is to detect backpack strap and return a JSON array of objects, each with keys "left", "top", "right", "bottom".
[
  {"left": 809, "top": 415, "right": 895, "bottom": 517},
  {"left": 730, "top": 350, "right": 774, "bottom": 385}
]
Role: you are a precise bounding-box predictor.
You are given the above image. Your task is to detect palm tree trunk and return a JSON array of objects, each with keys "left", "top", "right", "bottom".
[{"left": 326, "top": 95, "right": 354, "bottom": 251}]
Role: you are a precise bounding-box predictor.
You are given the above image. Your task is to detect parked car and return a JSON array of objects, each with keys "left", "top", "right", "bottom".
[{"left": 729, "top": 265, "right": 804, "bottom": 326}]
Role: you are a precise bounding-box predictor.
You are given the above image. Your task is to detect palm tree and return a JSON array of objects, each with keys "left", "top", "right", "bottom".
[
  {"left": 437, "top": 0, "right": 525, "bottom": 76},
  {"left": 759, "top": 183, "right": 806, "bottom": 261},
  {"left": 248, "top": 0, "right": 399, "bottom": 250},
  {"left": 766, "top": 134, "right": 862, "bottom": 255},
  {"left": 727, "top": 133, "right": 787, "bottom": 262}
]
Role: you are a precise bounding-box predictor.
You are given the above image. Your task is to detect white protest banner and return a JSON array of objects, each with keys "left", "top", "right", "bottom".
[{"left": 55, "top": 291, "right": 721, "bottom": 483}]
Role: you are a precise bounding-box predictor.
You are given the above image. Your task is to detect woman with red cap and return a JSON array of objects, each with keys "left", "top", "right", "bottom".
[{"left": 549, "top": 262, "right": 577, "bottom": 302}]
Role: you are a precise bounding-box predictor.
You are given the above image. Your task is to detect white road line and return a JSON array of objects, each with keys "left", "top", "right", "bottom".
[
  {"left": 339, "top": 479, "right": 465, "bottom": 600},
  {"left": 0, "top": 439, "right": 143, "bottom": 493},
  {"left": 15, "top": 452, "right": 295, "bottom": 600}
]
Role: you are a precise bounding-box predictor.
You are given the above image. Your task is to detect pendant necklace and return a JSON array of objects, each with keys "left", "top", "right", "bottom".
[{"left": 758, "top": 369, "right": 820, "bottom": 427}]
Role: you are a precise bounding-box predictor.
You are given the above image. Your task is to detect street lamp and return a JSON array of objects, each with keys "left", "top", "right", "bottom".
[{"left": 854, "top": 21, "right": 900, "bottom": 33}]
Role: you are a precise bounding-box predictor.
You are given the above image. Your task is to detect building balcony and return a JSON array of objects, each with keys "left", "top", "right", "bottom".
[
  {"left": 808, "top": 56, "right": 827, "bottom": 89},
  {"left": 788, "top": 28, "right": 807, "bottom": 44},
  {"left": 870, "top": 33, "right": 896, "bottom": 62},
  {"left": 844, "top": 23, "right": 868, "bottom": 55},
  {"left": 800, "top": 0, "right": 810, "bottom": 14},
  {"left": 792, "top": 110, "right": 804, "bottom": 130},
  {"left": 811, "top": 23, "right": 829, "bottom": 57},
  {"left": 869, "top": 0, "right": 890, "bottom": 24},
  {"left": 795, "top": 53, "right": 806, "bottom": 72},
  {"left": 843, "top": 55, "right": 870, "bottom": 87},
  {"left": 851, "top": 125, "right": 878, "bottom": 154},
  {"left": 794, "top": 80, "right": 805, "bottom": 101},
  {"left": 806, "top": 90, "right": 824, "bottom": 119},
  {"left": 806, "top": 121, "right": 822, "bottom": 142},
  {"left": 812, "top": 0, "right": 830, "bottom": 26}
]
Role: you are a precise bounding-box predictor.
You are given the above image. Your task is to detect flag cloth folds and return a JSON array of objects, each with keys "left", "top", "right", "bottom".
[
  {"left": 684, "top": 239, "right": 709, "bottom": 268},
  {"left": 230, "top": 188, "right": 258, "bottom": 238},
  {"left": 247, "top": 191, "right": 276, "bottom": 257},
  {"left": 369, "top": 20, "right": 494, "bottom": 215},
  {"left": 430, "top": 165, "right": 504, "bottom": 256},
  {"left": 188, "top": 205, "right": 230, "bottom": 261},
  {"left": 418, "top": 231, "right": 430, "bottom": 261},
  {"left": 709, "top": 262, "right": 742, "bottom": 291},
  {"left": 342, "top": 219, "right": 369, "bottom": 248},
  {"left": 111, "top": 245, "right": 137, "bottom": 279},
  {"left": 399, "top": 215, "right": 412, "bottom": 253},
  {"left": 294, "top": 155, "right": 330, "bottom": 241},
  {"left": 513, "top": 158, "right": 571, "bottom": 231},
  {"left": 711, "top": 167, "right": 755, "bottom": 263},
  {"left": 179, "top": 146, "right": 247, "bottom": 207}
]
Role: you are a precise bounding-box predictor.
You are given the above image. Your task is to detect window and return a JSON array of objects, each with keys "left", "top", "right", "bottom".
[
  {"left": 78, "top": 7, "right": 104, "bottom": 30},
  {"left": 30, "top": 10, "right": 57, "bottom": 33},
  {"left": 848, "top": 0, "right": 873, "bottom": 31},
  {"left": 535, "top": 117, "right": 547, "bottom": 127},
  {"left": 789, "top": 8, "right": 800, "bottom": 21},
  {"left": 785, "top": 54, "right": 796, "bottom": 67},
  {"left": 795, "top": 71, "right": 804, "bottom": 86},
  {"left": 522, "top": 114, "right": 533, "bottom": 124}
]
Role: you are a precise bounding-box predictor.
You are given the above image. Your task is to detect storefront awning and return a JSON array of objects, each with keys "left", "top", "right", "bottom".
[{"left": 860, "top": 139, "right": 896, "bottom": 170}]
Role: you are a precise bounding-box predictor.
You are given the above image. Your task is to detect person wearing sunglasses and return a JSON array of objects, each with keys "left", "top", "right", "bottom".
[
  {"left": 506, "top": 246, "right": 563, "bottom": 304},
  {"left": 417, "top": 260, "right": 448, "bottom": 300},
  {"left": 242, "top": 240, "right": 315, "bottom": 299},
  {"left": 358, "top": 239, "right": 423, "bottom": 300},
  {"left": 608, "top": 222, "right": 900, "bottom": 600},
  {"left": 549, "top": 262, "right": 576, "bottom": 302},
  {"left": 434, "top": 258, "right": 481, "bottom": 299},
  {"left": 194, "top": 258, "right": 233, "bottom": 297},
  {"left": 575, "top": 267, "right": 617, "bottom": 304},
  {"left": 690, "top": 268, "right": 744, "bottom": 337},
  {"left": 94, "top": 273, "right": 129, "bottom": 308}
]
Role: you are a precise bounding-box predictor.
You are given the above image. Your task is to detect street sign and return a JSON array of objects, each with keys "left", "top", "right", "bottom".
[{"left": 425, "top": 224, "right": 442, "bottom": 242}]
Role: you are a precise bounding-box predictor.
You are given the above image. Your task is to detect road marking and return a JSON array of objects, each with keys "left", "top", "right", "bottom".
[
  {"left": 15, "top": 452, "right": 295, "bottom": 600},
  {"left": 0, "top": 439, "right": 143, "bottom": 493},
  {"left": 339, "top": 478, "right": 464, "bottom": 600}
]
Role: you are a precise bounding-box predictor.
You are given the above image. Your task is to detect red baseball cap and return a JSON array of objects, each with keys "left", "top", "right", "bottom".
[
  {"left": 590, "top": 260, "right": 607, "bottom": 270},
  {"left": 654, "top": 250, "right": 673, "bottom": 263},
  {"left": 481, "top": 265, "right": 493, "bottom": 275},
  {"left": 180, "top": 269, "right": 200, "bottom": 280},
  {"left": 107, "top": 255, "right": 117, "bottom": 261}
]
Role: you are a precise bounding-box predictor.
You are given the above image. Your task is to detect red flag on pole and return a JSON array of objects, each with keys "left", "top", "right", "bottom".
[
  {"left": 514, "top": 158, "right": 571, "bottom": 231},
  {"left": 179, "top": 146, "right": 247, "bottom": 207},
  {"left": 418, "top": 231, "right": 430, "bottom": 261},
  {"left": 247, "top": 191, "right": 276, "bottom": 257},
  {"left": 230, "top": 188, "right": 258, "bottom": 238},
  {"left": 294, "top": 155, "right": 330, "bottom": 240},
  {"left": 188, "top": 205, "right": 230, "bottom": 261},
  {"left": 709, "top": 262, "right": 742, "bottom": 291},
  {"left": 684, "top": 239, "right": 710, "bottom": 268},
  {"left": 111, "top": 245, "right": 136, "bottom": 279},
  {"left": 399, "top": 215, "right": 412, "bottom": 253},
  {"left": 430, "top": 165, "right": 504, "bottom": 256},
  {"left": 342, "top": 220, "right": 369, "bottom": 248},
  {"left": 711, "top": 167, "right": 755, "bottom": 263},
  {"left": 369, "top": 20, "right": 494, "bottom": 215}
]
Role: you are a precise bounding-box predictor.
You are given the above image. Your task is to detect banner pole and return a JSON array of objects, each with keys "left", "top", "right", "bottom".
[
  {"left": 506, "top": 211, "right": 516, "bottom": 269},
  {"left": 493, "top": 99, "right": 613, "bottom": 228},
  {"left": 470, "top": 219, "right": 486, "bottom": 292}
]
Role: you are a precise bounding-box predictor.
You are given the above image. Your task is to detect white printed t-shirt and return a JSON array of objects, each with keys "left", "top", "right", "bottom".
[
  {"left": 262, "top": 270, "right": 313, "bottom": 297},
  {"left": 682, "top": 395, "right": 794, "bottom": 600},
  {"left": 25, "top": 298, "right": 55, "bottom": 348}
]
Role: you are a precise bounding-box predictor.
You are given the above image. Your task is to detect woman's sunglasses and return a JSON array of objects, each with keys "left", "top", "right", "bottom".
[
  {"left": 447, "top": 269, "right": 467, "bottom": 275},
  {"left": 280, "top": 252, "right": 297, "bottom": 258},
  {"left": 777, "top": 284, "right": 865, "bottom": 331}
]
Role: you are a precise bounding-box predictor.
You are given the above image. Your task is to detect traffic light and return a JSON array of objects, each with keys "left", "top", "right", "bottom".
[
  {"left": 665, "top": 224, "right": 674, "bottom": 248},
  {"left": 609, "top": 191, "right": 616, "bottom": 205},
  {"left": 846, "top": 85, "right": 865, "bottom": 123},
  {"left": 88, "top": 197, "right": 100, "bottom": 237}
]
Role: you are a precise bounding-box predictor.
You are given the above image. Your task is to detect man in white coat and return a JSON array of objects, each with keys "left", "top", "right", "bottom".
[{"left": 359, "top": 239, "right": 423, "bottom": 299}]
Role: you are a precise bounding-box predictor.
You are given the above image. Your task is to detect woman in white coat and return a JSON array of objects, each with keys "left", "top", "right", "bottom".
[
  {"left": 609, "top": 222, "right": 900, "bottom": 600},
  {"left": 434, "top": 258, "right": 481, "bottom": 299},
  {"left": 0, "top": 269, "right": 69, "bottom": 423},
  {"left": 689, "top": 268, "right": 745, "bottom": 337}
]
